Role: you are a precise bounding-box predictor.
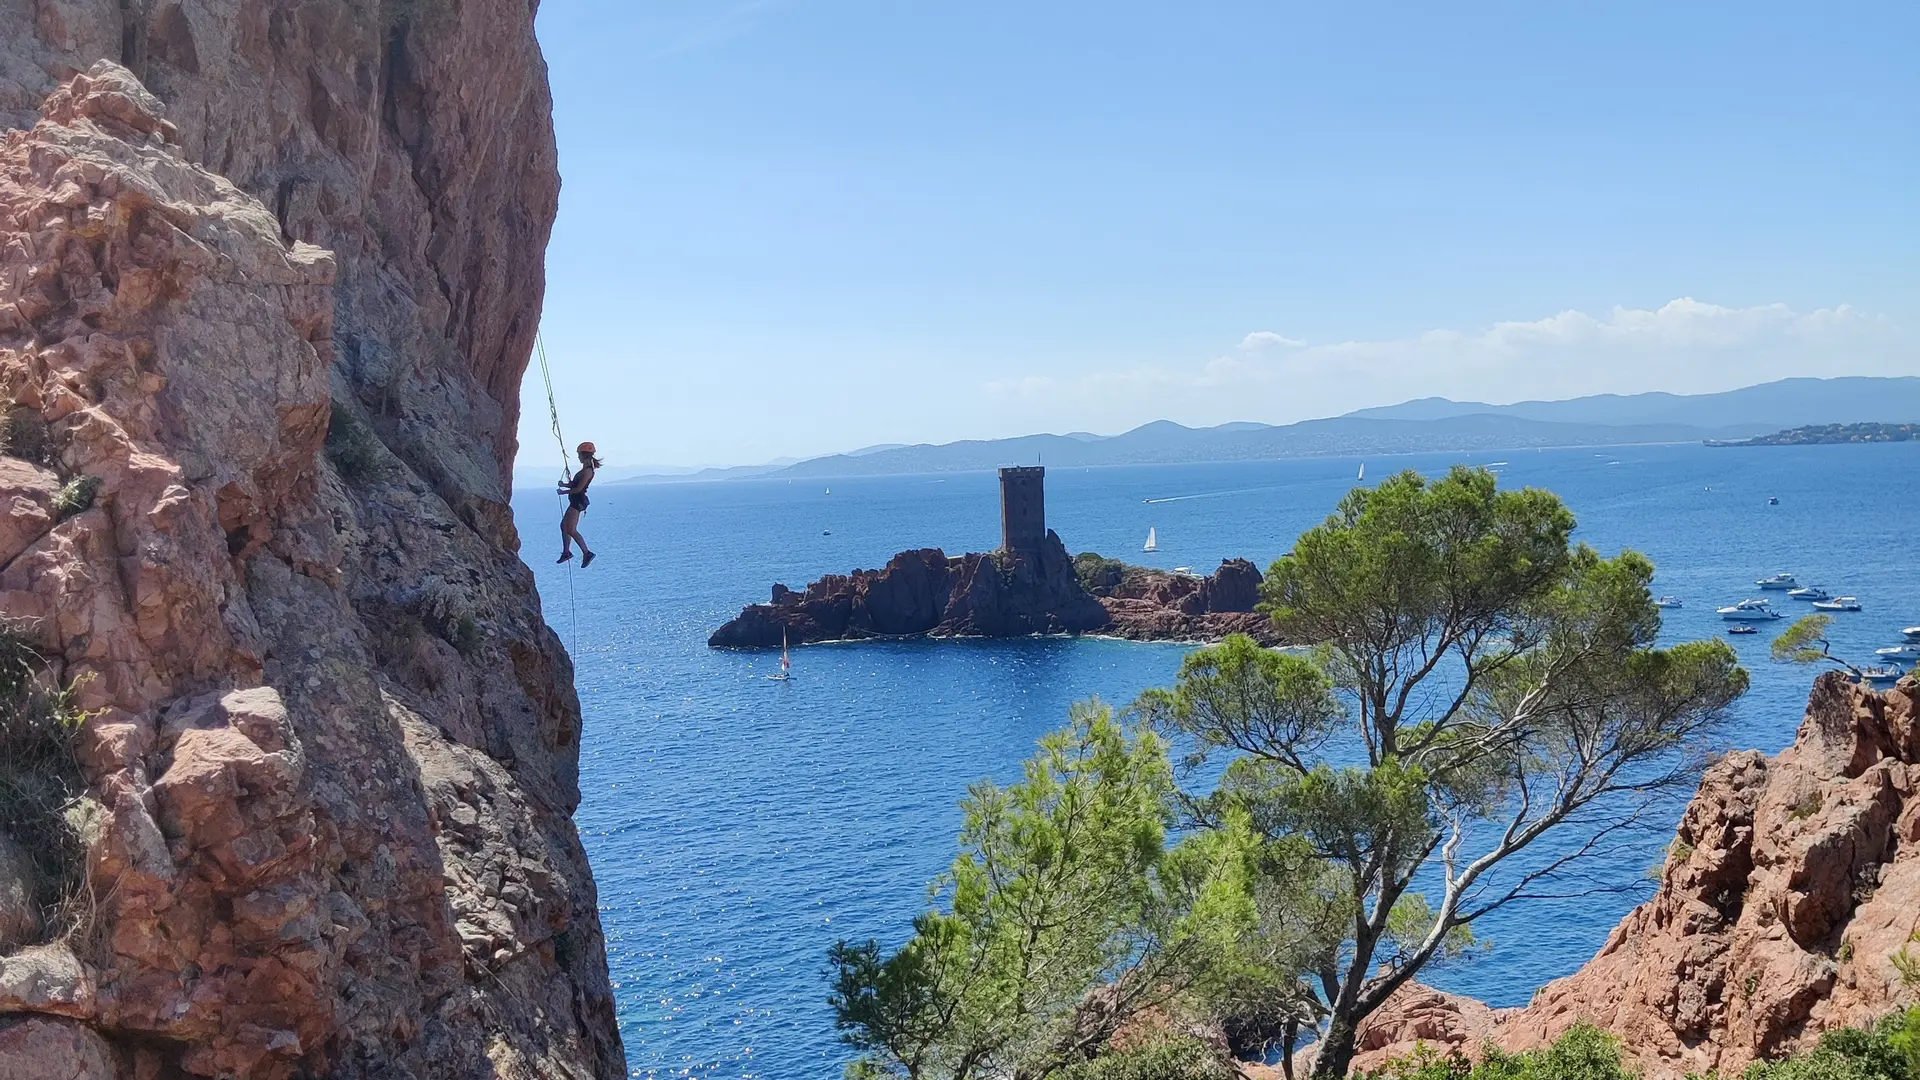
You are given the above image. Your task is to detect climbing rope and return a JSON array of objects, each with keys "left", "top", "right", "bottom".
[
  {"left": 565, "top": 549, "right": 579, "bottom": 660},
  {"left": 536, "top": 331, "right": 572, "bottom": 482},
  {"left": 536, "top": 331, "right": 580, "bottom": 657}
]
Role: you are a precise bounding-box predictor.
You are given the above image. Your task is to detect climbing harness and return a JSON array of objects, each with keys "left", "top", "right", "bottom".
[{"left": 536, "top": 331, "right": 580, "bottom": 657}]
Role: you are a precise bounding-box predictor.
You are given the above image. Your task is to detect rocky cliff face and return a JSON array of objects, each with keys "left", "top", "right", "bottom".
[
  {"left": 0, "top": 7, "right": 618, "bottom": 1076},
  {"left": 1337, "top": 672, "right": 1920, "bottom": 1078},
  {"left": 1093, "top": 558, "right": 1281, "bottom": 646}
]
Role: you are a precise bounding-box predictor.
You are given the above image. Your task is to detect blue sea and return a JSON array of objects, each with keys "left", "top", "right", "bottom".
[{"left": 513, "top": 442, "right": 1920, "bottom": 1080}]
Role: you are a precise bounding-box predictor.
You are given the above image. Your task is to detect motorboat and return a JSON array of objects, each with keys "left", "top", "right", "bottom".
[
  {"left": 1787, "top": 586, "right": 1831, "bottom": 602},
  {"left": 1812, "top": 597, "right": 1861, "bottom": 612},
  {"left": 1718, "top": 598, "right": 1784, "bottom": 621},
  {"left": 1860, "top": 666, "right": 1905, "bottom": 685},
  {"left": 1903, "top": 626, "right": 1920, "bottom": 642},
  {"left": 1755, "top": 572, "right": 1797, "bottom": 590},
  {"left": 1768, "top": 496, "right": 1779, "bottom": 505},
  {"left": 1654, "top": 596, "right": 1683, "bottom": 609},
  {"left": 1873, "top": 643, "right": 1920, "bottom": 661},
  {"left": 1727, "top": 625, "right": 1759, "bottom": 636}
]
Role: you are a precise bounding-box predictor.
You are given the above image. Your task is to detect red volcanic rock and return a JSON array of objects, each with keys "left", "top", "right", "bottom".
[
  {"left": 0, "top": 55, "right": 617, "bottom": 1080},
  {"left": 711, "top": 544, "right": 1286, "bottom": 648},
  {"left": 1098, "top": 560, "right": 1284, "bottom": 646},
  {"left": 710, "top": 533, "right": 1112, "bottom": 646},
  {"left": 1331, "top": 984, "right": 1510, "bottom": 1075},
  {"left": 941, "top": 534, "right": 1111, "bottom": 638},
  {"left": 1200, "top": 558, "right": 1263, "bottom": 613},
  {"left": 1330, "top": 673, "right": 1920, "bottom": 1079}
]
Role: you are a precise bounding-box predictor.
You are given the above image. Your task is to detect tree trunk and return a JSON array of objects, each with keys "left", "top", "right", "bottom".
[{"left": 1310, "top": 1014, "right": 1360, "bottom": 1080}]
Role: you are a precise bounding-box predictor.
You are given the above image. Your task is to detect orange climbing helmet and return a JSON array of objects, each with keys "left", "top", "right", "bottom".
[{"left": 577, "top": 441, "right": 596, "bottom": 455}]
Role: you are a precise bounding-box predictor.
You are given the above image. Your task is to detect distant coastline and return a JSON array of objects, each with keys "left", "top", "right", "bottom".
[
  {"left": 556, "top": 376, "right": 1920, "bottom": 486},
  {"left": 1706, "top": 422, "right": 1919, "bottom": 448}
]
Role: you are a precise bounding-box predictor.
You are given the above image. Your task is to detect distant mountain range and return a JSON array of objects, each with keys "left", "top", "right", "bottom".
[
  {"left": 1344, "top": 376, "right": 1918, "bottom": 430},
  {"left": 589, "top": 376, "right": 1920, "bottom": 485}
]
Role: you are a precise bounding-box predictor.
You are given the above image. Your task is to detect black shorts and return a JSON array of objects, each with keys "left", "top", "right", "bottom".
[{"left": 568, "top": 491, "right": 590, "bottom": 513}]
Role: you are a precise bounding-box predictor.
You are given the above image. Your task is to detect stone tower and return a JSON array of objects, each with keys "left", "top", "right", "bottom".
[{"left": 999, "top": 466, "right": 1046, "bottom": 554}]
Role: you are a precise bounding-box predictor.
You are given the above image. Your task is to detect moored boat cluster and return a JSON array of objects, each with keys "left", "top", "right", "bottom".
[{"left": 1659, "top": 572, "right": 1916, "bottom": 681}]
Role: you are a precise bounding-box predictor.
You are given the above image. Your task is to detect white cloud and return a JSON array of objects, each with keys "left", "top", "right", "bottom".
[
  {"left": 1238, "top": 330, "right": 1306, "bottom": 350},
  {"left": 983, "top": 298, "right": 1910, "bottom": 431}
]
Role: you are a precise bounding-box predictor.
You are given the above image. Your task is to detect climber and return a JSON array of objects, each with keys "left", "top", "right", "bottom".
[{"left": 557, "top": 441, "right": 599, "bottom": 566}]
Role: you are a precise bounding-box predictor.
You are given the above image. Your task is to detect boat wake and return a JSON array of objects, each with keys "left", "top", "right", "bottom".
[{"left": 1143, "top": 484, "right": 1291, "bottom": 505}]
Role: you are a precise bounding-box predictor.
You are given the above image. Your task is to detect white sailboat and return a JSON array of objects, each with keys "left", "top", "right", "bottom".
[
  {"left": 768, "top": 627, "right": 793, "bottom": 680},
  {"left": 1357, "top": 462, "right": 1366, "bottom": 481},
  {"left": 1143, "top": 527, "right": 1157, "bottom": 553}
]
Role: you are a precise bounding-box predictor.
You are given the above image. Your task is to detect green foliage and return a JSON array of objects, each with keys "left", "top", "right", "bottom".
[
  {"left": 829, "top": 704, "right": 1256, "bottom": 1080},
  {"left": 404, "top": 574, "right": 482, "bottom": 654},
  {"left": 1894, "top": 929, "right": 1920, "bottom": 989},
  {"left": 1772, "top": 615, "right": 1860, "bottom": 677},
  {"left": 1258, "top": 466, "right": 1578, "bottom": 649},
  {"left": 1368, "top": 1041, "right": 1475, "bottom": 1080},
  {"left": 325, "top": 407, "right": 391, "bottom": 483},
  {"left": 1894, "top": 1009, "right": 1920, "bottom": 1079},
  {"left": 1515, "top": 1025, "right": 1635, "bottom": 1080},
  {"left": 1056, "top": 1035, "right": 1235, "bottom": 1080},
  {"left": 1075, "top": 553, "right": 1129, "bottom": 593},
  {"left": 1789, "top": 791, "right": 1824, "bottom": 821},
  {"left": 1145, "top": 467, "right": 1748, "bottom": 1077},
  {"left": 1133, "top": 634, "right": 1343, "bottom": 770},
  {"left": 1372, "top": 1015, "right": 1920, "bottom": 1080},
  {"left": 0, "top": 619, "right": 90, "bottom": 941},
  {"left": 1367, "top": 1024, "right": 1631, "bottom": 1080},
  {"left": 1741, "top": 1009, "right": 1920, "bottom": 1080},
  {"left": 450, "top": 614, "right": 483, "bottom": 656},
  {"left": 0, "top": 405, "right": 52, "bottom": 465},
  {"left": 1650, "top": 838, "right": 1697, "bottom": 882},
  {"left": 50, "top": 475, "right": 101, "bottom": 519},
  {"left": 845, "top": 468, "right": 1761, "bottom": 1080}
]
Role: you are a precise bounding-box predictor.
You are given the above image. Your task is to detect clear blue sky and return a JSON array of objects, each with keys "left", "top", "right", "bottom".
[{"left": 521, "top": 1, "right": 1916, "bottom": 472}]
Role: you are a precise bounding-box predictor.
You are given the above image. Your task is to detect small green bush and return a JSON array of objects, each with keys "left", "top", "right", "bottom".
[
  {"left": 1369, "top": 1024, "right": 1630, "bottom": 1080},
  {"left": 324, "top": 408, "right": 390, "bottom": 483},
  {"left": 1074, "top": 551, "right": 1129, "bottom": 593},
  {"left": 451, "top": 614, "right": 483, "bottom": 656},
  {"left": 0, "top": 619, "right": 89, "bottom": 942},
  {"left": 1058, "top": 1035, "right": 1236, "bottom": 1080},
  {"left": 0, "top": 406, "right": 52, "bottom": 464},
  {"left": 1368, "top": 1042, "right": 1474, "bottom": 1080},
  {"left": 1366, "top": 1011, "right": 1920, "bottom": 1080},
  {"left": 404, "top": 575, "right": 483, "bottom": 655},
  {"left": 50, "top": 475, "right": 101, "bottom": 519},
  {"left": 1742, "top": 1009, "right": 1920, "bottom": 1080}
]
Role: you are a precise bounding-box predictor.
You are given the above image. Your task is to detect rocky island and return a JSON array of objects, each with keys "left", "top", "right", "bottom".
[{"left": 709, "top": 467, "right": 1281, "bottom": 648}]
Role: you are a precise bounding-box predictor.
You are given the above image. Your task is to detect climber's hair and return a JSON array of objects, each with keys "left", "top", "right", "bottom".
[{"left": 578, "top": 448, "right": 603, "bottom": 468}]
